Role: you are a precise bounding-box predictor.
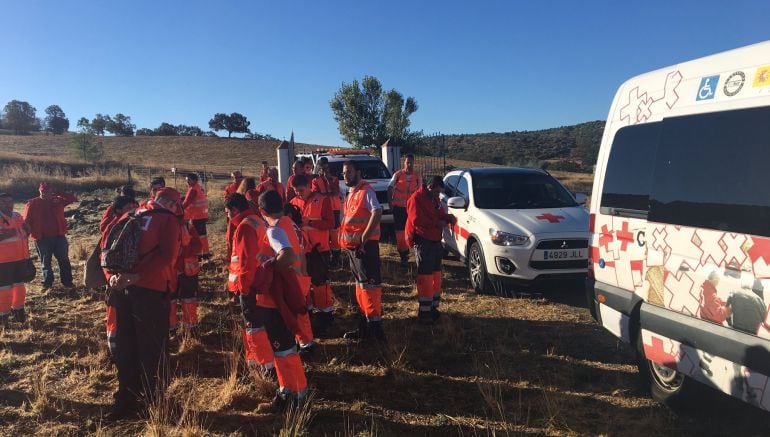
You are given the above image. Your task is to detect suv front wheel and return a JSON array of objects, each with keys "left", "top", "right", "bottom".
[{"left": 468, "top": 241, "right": 494, "bottom": 294}]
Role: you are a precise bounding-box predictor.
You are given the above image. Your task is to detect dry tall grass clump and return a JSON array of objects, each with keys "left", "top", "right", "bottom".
[{"left": 0, "top": 162, "right": 128, "bottom": 198}]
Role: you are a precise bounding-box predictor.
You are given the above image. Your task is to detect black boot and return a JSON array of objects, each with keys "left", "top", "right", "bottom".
[
  {"left": 418, "top": 310, "right": 434, "bottom": 325},
  {"left": 399, "top": 251, "right": 409, "bottom": 266},
  {"left": 343, "top": 315, "right": 370, "bottom": 340},
  {"left": 431, "top": 307, "right": 441, "bottom": 322},
  {"left": 12, "top": 308, "right": 26, "bottom": 324},
  {"left": 368, "top": 320, "right": 387, "bottom": 343}
]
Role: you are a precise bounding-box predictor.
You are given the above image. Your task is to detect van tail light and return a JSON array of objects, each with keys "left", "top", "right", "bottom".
[{"left": 587, "top": 213, "right": 596, "bottom": 279}]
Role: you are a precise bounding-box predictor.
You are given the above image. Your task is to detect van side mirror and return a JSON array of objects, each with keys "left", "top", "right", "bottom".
[
  {"left": 574, "top": 193, "right": 587, "bottom": 206},
  {"left": 447, "top": 196, "right": 467, "bottom": 209}
]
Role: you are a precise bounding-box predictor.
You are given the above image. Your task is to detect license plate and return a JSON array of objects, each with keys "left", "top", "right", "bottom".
[{"left": 540, "top": 249, "right": 586, "bottom": 260}]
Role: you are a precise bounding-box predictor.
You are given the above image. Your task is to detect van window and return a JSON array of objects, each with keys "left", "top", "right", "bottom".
[
  {"left": 456, "top": 176, "right": 469, "bottom": 198},
  {"left": 649, "top": 105, "right": 770, "bottom": 237},
  {"left": 600, "top": 123, "right": 660, "bottom": 212}
]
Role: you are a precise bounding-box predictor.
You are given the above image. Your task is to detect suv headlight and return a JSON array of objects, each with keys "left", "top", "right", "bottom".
[{"left": 489, "top": 228, "right": 529, "bottom": 246}]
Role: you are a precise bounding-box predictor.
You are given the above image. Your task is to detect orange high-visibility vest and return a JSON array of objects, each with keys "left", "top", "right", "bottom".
[
  {"left": 276, "top": 216, "right": 305, "bottom": 276},
  {"left": 390, "top": 170, "right": 421, "bottom": 208},
  {"left": 0, "top": 212, "right": 29, "bottom": 264},
  {"left": 339, "top": 181, "right": 380, "bottom": 249},
  {"left": 228, "top": 215, "right": 272, "bottom": 294},
  {"left": 185, "top": 183, "right": 209, "bottom": 220},
  {"left": 291, "top": 193, "right": 331, "bottom": 252},
  {"left": 313, "top": 176, "right": 341, "bottom": 211},
  {"left": 180, "top": 226, "right": 200, "bottom": 277}
]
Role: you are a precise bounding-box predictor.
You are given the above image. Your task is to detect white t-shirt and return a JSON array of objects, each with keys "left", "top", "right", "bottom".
[
  {"left": 362, "top": 188, "right": 382, "bottom": 212},
  {"left": 266, "top": 226, "right": 292, "bottom": 255}
]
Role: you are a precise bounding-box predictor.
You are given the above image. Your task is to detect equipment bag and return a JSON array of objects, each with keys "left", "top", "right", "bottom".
[
  {"left": 100, "top": 209, "right": 174, "bottom": 273},
  {"left": 84, "top": 239, "right": 107, "bottom": 289}
]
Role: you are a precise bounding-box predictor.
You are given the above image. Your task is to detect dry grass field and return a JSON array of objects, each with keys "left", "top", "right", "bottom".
[{"left": 2, "top": 136, "right": 770, "bottom": 435}]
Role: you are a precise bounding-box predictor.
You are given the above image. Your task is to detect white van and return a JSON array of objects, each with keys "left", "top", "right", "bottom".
[{"left": 588, "top": 41, "right": 770, "bottom": 410}]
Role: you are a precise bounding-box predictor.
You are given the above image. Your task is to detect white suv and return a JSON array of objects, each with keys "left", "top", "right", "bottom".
[
  {"left": 301, "top": 151, "right": 394, "bottom": 224},
  {"left": 441, "top": 167, "right": 589, "bottom": 292}
]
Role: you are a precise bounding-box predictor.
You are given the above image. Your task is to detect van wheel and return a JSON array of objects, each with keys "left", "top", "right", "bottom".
[
  {"left": 468, "top": 241, "right": 493, "bottom": 294},
  {"left": 636, "top": 333, "right": 694, "bottom": 407}
]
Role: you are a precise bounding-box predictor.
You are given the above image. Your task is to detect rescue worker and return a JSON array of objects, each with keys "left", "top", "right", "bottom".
[
  {"left": 312, "top": 158, "right": 342, "bottom": 267},
  {"left": 23, "top": 182, "right": 77, "bottom": 289},
  {"left": 256, "top": 168, "right": 286, "bottom": 203},
  {"left": 0, "top": 192, "right": 32, "bottom": 325},
  {"left": 102, "top": 195, "right": 139, "bottom": 358},
  {"left": 170, "top": 218, "right": 203, "bottom": 338},
  {"left": 107, "top": 188, "right": 181, "bottom": 420},
  {"left": 99, "top": 185, "right": 136, "bottom": 234},
  {"left": 291, "top": 174, "right": 336, "bottom": 337},
  {"left": 405, "top": 176, "right": 456, "bottom": 323},
  {"left": 260, "top": 161, "right": 270, "bottom": 182},
  {"left": 285, "top": 160, "right": 304, "bottom": 203},
  {"left": 303, "top": 158, "right": 316, "bottom": 181},
  {"left": 258, "top": 190, "right": 309, "bottom": 406},
  {"left": 182, "top": 173, "right": 210, "bottom": 258},
  {"left": 223, "top": 171, "right": 243, "bottom": 200},
  {"left": 229, "top": 192, "right": 308, "bottom": 407},
  {"left": 339, "top": 160, "right": 386, "bottom": 342},
  {"left": 139, "top": 177, "right": 165, "bottom": 208},
  {"left": 226, "top": 193, "right": 275, "bottom": 375},
  {"left": 387, "top": 154, "right": 422, "bottom": 265}
]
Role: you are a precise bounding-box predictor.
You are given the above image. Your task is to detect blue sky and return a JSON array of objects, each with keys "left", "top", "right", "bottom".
[{"left": 1, "top": 1, "right": 768, "bottom": 146}]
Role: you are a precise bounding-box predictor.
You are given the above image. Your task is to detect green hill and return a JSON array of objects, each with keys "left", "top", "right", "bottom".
[{"left": 424, "top": 120, "right": 605, "bottom": 172}]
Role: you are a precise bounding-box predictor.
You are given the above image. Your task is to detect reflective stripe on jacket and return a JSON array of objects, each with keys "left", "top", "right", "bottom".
[
  {"left": 184, "top": 183, "right": 209, "bottom": 220},
  {"left": 0, "top": 212, "right": 29, "bottom": 264}
]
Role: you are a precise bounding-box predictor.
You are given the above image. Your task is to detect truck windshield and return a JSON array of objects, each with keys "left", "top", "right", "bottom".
[
  {"left": 472, "top": 172, "right": 578, "bottom": 209},
  {"left": 328, "top": 160, "right": 392, "bottom": 181}
]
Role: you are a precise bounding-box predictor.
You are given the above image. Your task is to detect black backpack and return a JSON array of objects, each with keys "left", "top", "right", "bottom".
[{"left": 101, "top": 209, "right": 174, "bottom": 273}]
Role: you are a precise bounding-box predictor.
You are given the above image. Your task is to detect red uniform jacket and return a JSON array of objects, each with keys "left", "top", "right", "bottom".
[
  {"left": 23, "top": 192, "right": 78, "bottom": 240},
  {"left": 256, "top": 178, "right": 286, "bottom": 203},
  {"left": 223, "top": 181, "right": 240, "bottom": 200},
  {"left": 176, "top": 223, "right": 202, "bottom": 275},
  {"left": 405, "top": 185, "right": 455, "bottom": 244},
  {"left": 99, "top": 205, "right": 116, "bottom": 234},
  {"left": 231, "top": 211, "right": 272, "bottom": 296},
  {"left": 285, "top": 174, "right": 301, "bottom": 203},
  {"left": 312, "top": 175, "right": 341, "bottom": 211},
  {"left": 129, "top": 201, "right": 181, "bottom": 292}
]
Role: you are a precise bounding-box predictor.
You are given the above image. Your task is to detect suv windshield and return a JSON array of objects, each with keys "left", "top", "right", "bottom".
[
  {"left": 472, "top": 172, "right": 578, "bottom": 209},
  {"left": 328, "top": 160, "right": 391, "bottom": 180}
]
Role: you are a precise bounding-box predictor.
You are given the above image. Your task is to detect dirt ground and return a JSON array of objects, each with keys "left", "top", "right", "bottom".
[{"left": 2, "top": 194, "right": 770, "bottom": 436}]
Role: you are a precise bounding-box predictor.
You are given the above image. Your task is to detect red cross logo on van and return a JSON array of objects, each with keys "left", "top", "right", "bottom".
[{"left": 535, "top": 213, "right": 565, "bottom": 223}]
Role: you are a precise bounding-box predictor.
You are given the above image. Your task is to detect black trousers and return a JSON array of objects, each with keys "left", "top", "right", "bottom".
[
  {"left": 306, "top": 247, "right": 330, "bottom": 286},
  {"left": 344, "top": 240, "right": 382, "bottom": 286},
  {"left": 240, "top": 293, "right": 295, "bottom": 352},
  {"left": 392, "top": 206, "right": 407, "bottom": 231},
  {"left": 114, "top": 285, "right": 170, "bottom": 407},
  {"left": 414, "top": 236, "right": 443, "bottom": 274}
]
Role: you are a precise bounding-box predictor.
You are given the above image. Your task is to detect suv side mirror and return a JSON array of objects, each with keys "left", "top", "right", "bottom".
[
  {"left": 447, "top": 196, "right": 467, "bottom": 209},
  {"left": 574, "top": 193, "right": 587, "bottom": 206}
]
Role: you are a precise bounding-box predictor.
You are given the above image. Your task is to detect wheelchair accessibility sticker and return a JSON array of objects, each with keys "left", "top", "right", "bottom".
[{"left": 696, "top": 75, "right": 720, "bottom": 101}]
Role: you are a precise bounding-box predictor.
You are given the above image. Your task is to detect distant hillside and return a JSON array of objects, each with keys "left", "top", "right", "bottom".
[
  {"left": 428, "top": 121, "right": 605, "bottom": 172},
  {"left": 0, "top": 134, "right": 327, "bottom": 173}
]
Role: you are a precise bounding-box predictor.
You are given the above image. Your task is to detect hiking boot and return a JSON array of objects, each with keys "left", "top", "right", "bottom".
[
  {"left": 299, "top": 342, "right": 316, "bottom": 359},
  {"left": 343, "top": 316, "right": 370, "bottom": 340},
  {"left": 368, "top": 321, "right": 387, "bottom": 343},
  {"left": 11, "top": 308, "right": 26, "bottom": 324},
  {"left": 105, "top": 397, "right": 142, "bottom": 422},
  {"left": 418, "top": 310, "right": 434, "bottom": 325},
  {"left": 257, "top": 390, "right": 290, "bottom": 413}
]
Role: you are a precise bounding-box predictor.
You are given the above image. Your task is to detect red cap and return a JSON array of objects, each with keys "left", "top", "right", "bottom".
[{"left": 154, "top": 187, "right": 181, "bottom": 202}]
